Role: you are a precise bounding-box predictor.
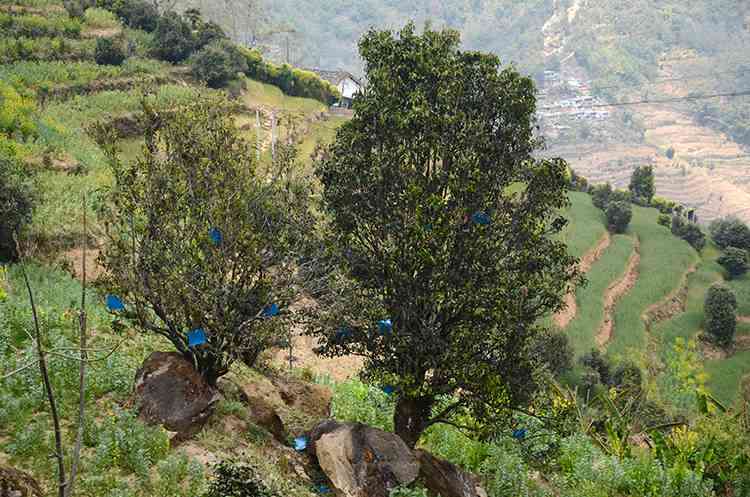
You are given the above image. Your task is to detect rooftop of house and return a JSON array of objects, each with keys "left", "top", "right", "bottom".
[{"left": 305, "top": 68, "right": 363, "bottom": 87}]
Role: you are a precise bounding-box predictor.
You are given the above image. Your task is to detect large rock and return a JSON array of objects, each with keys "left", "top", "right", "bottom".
[
  {"left": 0, "top": 466, "right": 42, "bottom": 497},
  {"left": 415, "top": 450, "right": 488, "bottom": 497},
  {"left": 311, "top": 421, "right": 419, "bottom": 497},
  {"left": 240, "top": 386, "right": 287, "bottom": 443},
  {"left": 134, "top": 352, "right": 219, "bottom": 443}
]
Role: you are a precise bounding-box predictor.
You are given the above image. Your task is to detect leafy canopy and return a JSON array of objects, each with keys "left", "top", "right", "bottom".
[
  {"left": 96, "top": 95, "right": 307, "bottom": 385},
  {"left": 312, "top": 24, "right": 581, "bottom": 447},
  {"left": 628, "top": 165, "right": 655, "bottom": 204},
  {"left": 709, "top": 217, "right": 750, "bottom": 251},
  {"left": 606, "top": 201, "right": 632, "bottom": 234},
  {"left": 704, "top": 283, "right": 737, "bottom": 347},
  {"left": 717, "top": 247, "right": 749, "bottom": 280}
]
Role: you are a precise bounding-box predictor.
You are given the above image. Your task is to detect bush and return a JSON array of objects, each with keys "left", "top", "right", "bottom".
[
  {"left": 190, "top": 40, "right": 247, "bottom": 88},
  {"left": 195, "top": 20, "right": 226, "bottom": 50},
  {"left": 83, "top": 7, "right": 120, "bottom": 29},
  {"left": 580, "top": 349, "right": 612, "bottom": 386},
  {"left": 606, "top": 201, "right": 632, "bottom": 233},
  {"left": 591, "top": 182, "right": 612, "bottom": 210},
  {"left": 672, "top": 216, "right": 706, "bottom": 251},
  {"left": 0, "top": 153, "right": 35, "bottom": 262},
  {"left": 204, "top": 462, "right": 279, "bottom": 497},
  {"left": 704, "top": 283, "right": 737, "bottom": 346},
  {"left": 0, "top": 82, "right": 36, "bottom": 139},
  {"left": 709, "top": 217, "right": 750, "bottom": 251},
  {"left": 151, "top": 13, "right": 195, "bottom": 63},
  {"left": 94, "top": 37, "right": 126, "bottom": 66},
  {"left": 531, "top": 330, "right": 574, "bottom": 377},
  {"left": 652, "top": 196, "right": 677, "bottom": 214},
  {"left": 628, "top": 165, "right": 655, "bottom": 204},
  {"left": 657, "top": 213, "right": 671, "bottom": 227},
  {"left": 114, "top": 0, "right": 158, "bottom": 32},
  {"left": 717, "top": 247, "right": 749, "bottom": 279}
]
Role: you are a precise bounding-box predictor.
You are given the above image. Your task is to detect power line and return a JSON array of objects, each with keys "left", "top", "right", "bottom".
[{"left": 539, "top": 89, "right": 750, "bottom": 110}]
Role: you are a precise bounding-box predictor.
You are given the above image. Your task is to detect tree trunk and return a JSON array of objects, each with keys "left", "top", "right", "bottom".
[{"left": 394, "top": 395, "right": 433, "bottom": 448}]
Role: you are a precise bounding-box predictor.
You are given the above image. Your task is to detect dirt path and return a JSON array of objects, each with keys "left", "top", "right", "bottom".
[
  {"left": 642, "top": 263, "right": 698, "bottom": 331},
  {"left": 553, "top": 231, "right": 611, "bottom": 329},
  {"left": 596, "top": 238, "right": 641, "bottom": 350},
  {"left": 739, "top": 316, "right": 750, "bottom": 325}
]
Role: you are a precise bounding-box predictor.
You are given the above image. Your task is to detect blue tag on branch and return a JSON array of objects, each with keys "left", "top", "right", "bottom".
[
  {"left": 106, "top": 294, "right": 125, "bottom": 312},
  {"left": 378, "top": 319, "right": 393, "bottom": 335},
  {"left": 188, "top": 328, "right": 207, "bottom": 347},
  {"left": 209, "top": 227, "right": 223, "bottom": 246},
  {"left": 263, "top": 303, "right": 279, "bottom": 317},
  {"left": 382, "top": 385, "right": 395, "bottom": 395},
  {"left": 316, "top": 484, "right": 331, "bottom": 494},
  {"left": 512, "top": 428, "right": 527, "bottom": 440},
  {"left": 294, "top": 436, "right": 308, "bottom": 451},
  {"left": 471, "top": 211, "right": 491, "bottom": 225}
]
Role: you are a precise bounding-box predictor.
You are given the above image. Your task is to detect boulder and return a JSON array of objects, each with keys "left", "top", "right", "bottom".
[
  {"left": 311, "top": 421, "right": 419, "bottom": 497},
  {"left": 415, "top": 450, "right": 488, "bottom": 497},
  {"left": 133, "top": 352, "right": 219, "bottom": 443},
  {"left": 241, "top": 388, "right": 287, "bottom": 443},
  {"left": 0, "top": 466, "right": 42, "bottom": 497},
  {"left": 273, "top": 376, "right": 332, "bottom": 420}
]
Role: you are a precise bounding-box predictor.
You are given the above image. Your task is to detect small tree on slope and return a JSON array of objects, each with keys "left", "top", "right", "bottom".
[
  {"left": 96, "top": 97, "right": 308, "bottom": 386},
  {"left": 717, "top": 247, "right": 749, "bottom": 280},
  {"left": 704, "top": 283, "right": 737, "bottom": 347},
  {"left": 312, "top": 24, "right": 581, "bottom": 447},
  {"left": 628, "top": 165, "right": 655, "bottom": 205}
]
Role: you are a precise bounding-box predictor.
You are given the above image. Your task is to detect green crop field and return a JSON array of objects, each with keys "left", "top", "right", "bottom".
[
  {"left": 705, "top": 322, "right": 750, "bottom": 406},
  {"left": 560, "top": 191, "right": 607, "bottom": 259},
  {"left": 607, "top": 206, "right": 698, "bottom": 359},
  {"left": 566, "top": 234, "right": 635, "bottom": 357}
]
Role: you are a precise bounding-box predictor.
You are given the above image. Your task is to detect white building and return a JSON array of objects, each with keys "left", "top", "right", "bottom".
[{"left": 307, "top": 69, "right": 364, "bottom": 108}]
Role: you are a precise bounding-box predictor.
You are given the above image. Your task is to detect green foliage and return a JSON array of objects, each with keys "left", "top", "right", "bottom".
[
  {"left": 0, "top": 12, "right": 82, "bottom": 39},
  {"left": 240, "top": 48, "right": 340, "bottom": 104},
  {"left": 150, "top": 452, "right": 206, "bottom": 497},
  {"left": 84, "top": 6, "right": 120, "bottom": 29},
  {"left": 672, "top": 216, "right": 706, "bottom": 251},
  {"left": 652, "top": 196, "right": 677, "bottom": 215},
  {"left": 389, "top": 486, "right": 430, "bottom": 497},
  {"left": 190, "top": 39, "right": 248, "bottom": 88},
  {"left": 0, "top": 82, "right": 36, "bottom": 139},
  {"left": 658, "top": 213, "right": 672, "bottom": 227},
  {"left": 0, "top": 36, "right": 94, "bottom": 65},
  {"left": 717, "top": 247, "right": 749, "bottom": 280},
  {"left": 0, "top": 153, "right": 35, "bottom": 261},
  {"left": 591, "top": 182, "right": 612, "bottom": 210},
  {"left": 628, "top": 165, "right": 655, "bottom": 205},
  {"left": 709, "top": 217, "right": 750, "bottom": 251},
  {"left": 94, "top": 36, "right": 126, "bottom": 66},
  {"left": 113, "top": 0, "right": 159, "bottom": 32},
  {"left": 151, "top": 13, "right": 195, "bottom": 63},
  {"left": 204, "top": 461, "right": 280, "bottom": 497},
  {"left": 93, "top": 408, "right": 170, "bottom": 477},
  {"left": 704, "top": 283, "right": 737, "bottom": 346},
  {"left": 96, "top": 97, "right": 305, "bottom": 385},
  {"left": 606, "top": 201, "right": 632, "bottom": 233},
  {"left": 312, "top": 24, "right": 580, "bottom": 447},
  {"left": 329, "top": 379, "right": 394, "bottom": 431},
  {"left": 531, "top": 330, "right": 574, "bottom": 377}
]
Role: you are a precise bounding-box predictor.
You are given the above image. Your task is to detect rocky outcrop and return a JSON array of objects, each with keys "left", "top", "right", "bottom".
[
  {"left": 415, "top": 450, "right": 488, "bottom": 497},
  {"left": 133, "top": 352, "right": 219, "bottom": 444},
  {"left": 241, "top": 387, "right": 287, "bottom": 443},
  {"left": 310, "top": 421, "right": 420, "bottom": 497},
  {"left": 0, "top": 466, "right": 43, "bottom": 497}
]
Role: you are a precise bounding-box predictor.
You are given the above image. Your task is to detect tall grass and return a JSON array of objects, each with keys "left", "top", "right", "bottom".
[
  {"left": 727, "top": 272, "right": 750, "bottom": 316},
  {"left": 607, "top": 206, "right": 698, "bottom": 358}
]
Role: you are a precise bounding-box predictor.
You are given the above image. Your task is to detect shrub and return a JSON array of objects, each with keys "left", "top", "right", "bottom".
[
  {"left": 652, "top": 196, "right": 676, "bottom": 214},
  {"left": 569, "top": 169, "right": 589, "bottom": 192},
  {"left": 591, "top": 182, "right": 612, "bottom": 210},
  {"left": 190, "top": 39, "right": 247, "bottom": 89},
  {"left": 580, "top": 349, "right": 612, "bottom": 385},
  {"left": 114, "top": 0, "right": 158, "bottom": 32},
  {"left": 151, "top": 13, "right": 195, "bottom": 63},
  {"left": 709, "top": 217, "right": 750, "bottom": 251},
  {"left": 94, "top": 37, "right": 126, "bottom": 66},
  {"left": 83, "top": 7, "right": 120, "bottom": 29},
  {"left": 657, "top": 213, "right": 671, "bottom": 227},
  {"left": 204, "top": 462, "right": 279, "bottom": 497},
  {"left": 606, "top": 201, "right": 632, "bottom": 233},
  {"left": 704, "top": 283, "right": 737, "bottom": 346},
  {"left": 531, "top": 330, "right": 574, "bottom": 377},
  {"left": 717, "top": 247, "right": 749, "bottom": 279},
  {"left": 0, "top": 153, "right": 35, "bottom": 262},
  {"left": 196, "top": 20, "right": 227, "bottom": 49},
  {"left": 629, "top": 165, "right": 655, "bottom": 204},
  {"left": 0, "top": 82, "right": 36, "bottom": 139},
  {"left": 672, "top": 216, "right": 706, "bottom": 251}
]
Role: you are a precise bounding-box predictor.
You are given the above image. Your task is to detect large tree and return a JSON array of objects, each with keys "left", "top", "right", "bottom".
[
  {"left": 96, "top": 96, "right": 309, "bottom": 385},
  {"left": 312, "top": 24, "right": 581, "bottom": 447}
]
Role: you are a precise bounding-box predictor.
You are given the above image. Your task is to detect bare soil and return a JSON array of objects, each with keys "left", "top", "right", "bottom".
[{"left": 596, "top": 238, "right": 641, "bottom": 350}]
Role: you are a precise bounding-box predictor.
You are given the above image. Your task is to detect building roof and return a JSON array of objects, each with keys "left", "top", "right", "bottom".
[{"left": 305, "top": 69, "right": 363, "bottom": 87}]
